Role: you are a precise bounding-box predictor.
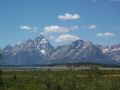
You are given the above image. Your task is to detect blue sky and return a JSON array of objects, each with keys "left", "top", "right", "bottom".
[{"left": 0, "top": 0, "right": 120, "bottom": 48}]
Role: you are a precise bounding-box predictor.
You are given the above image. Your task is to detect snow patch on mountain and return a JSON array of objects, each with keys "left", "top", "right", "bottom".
[
  {"left": 40, "top": 50, "right": 46, "bottom": 55},
  {"left": 101, "top": 45, "right": 120, "bottom": 53},
  {"left": 2, "top": 35, "right": 120, "bottom": 65}
]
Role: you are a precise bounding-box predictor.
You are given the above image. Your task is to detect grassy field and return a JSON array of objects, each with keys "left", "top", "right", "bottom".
[{"left": 0, "top": 68, "right": 120, "bottom": 90}]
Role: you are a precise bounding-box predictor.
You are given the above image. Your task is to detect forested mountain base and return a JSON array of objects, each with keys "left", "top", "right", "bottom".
[{"left": 1, "top": 69, "right": 120, "bottom": 90}]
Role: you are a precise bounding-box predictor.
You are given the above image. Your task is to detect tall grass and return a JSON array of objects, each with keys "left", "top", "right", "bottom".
[{"left": 2, "top": 68, "right": 120, "bottom": 90}]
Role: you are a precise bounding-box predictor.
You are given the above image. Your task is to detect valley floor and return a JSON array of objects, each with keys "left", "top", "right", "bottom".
[{"left": 0, "top": 69, "right": 120, "bottom": 90}]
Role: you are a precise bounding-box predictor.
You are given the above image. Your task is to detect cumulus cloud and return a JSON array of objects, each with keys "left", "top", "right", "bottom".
[
  {"left": 58, "top": 13, "right": 80, "bottom": 20},
  {"left": 20, "top": 25, "right": 38, "bottom": 33},
  {"left": 69, "top": 24, "right": 96, "bottom": 30},
  {"left": 55, "top": 34, "right": 80, "bottom": 42},
  {"left": 20, "top": 26, "right": 32, "bottom": 30},
  {"left": 89, "top": 24, "right": 96, "bottom": 29},
  {"left": 96, "top": 32, "right": 115, "bottom": 37},
  {"left": 44, "top": 25, "right": 69, "bottom": 33}
]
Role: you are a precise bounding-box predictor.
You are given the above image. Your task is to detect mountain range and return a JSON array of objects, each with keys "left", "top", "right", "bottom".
[{"left": 2, "top": 35, "right": 120, "bottom": 66}]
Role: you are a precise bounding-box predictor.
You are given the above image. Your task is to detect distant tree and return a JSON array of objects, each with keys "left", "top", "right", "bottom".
[{"left": 13, "top": 74, "right": 17, "bottom": 80}]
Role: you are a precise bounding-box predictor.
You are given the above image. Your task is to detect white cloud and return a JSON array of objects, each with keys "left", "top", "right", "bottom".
[
  {"left": 58, "top": 13, "right": 80, "bottom": 20},
  {"left": 55, "top": 34, "right": 80, "bottom": 42},
  {"left": 20, "top": 25, "right": 38, "bottom": 33},
  {"left": 89, "top": 24, "right": 96, "bottom": 29},
  {"left": 44, "top": 25, "right": 69, "bottom": 33},
  {"left": 69, "top": 24, "right": 96, "bottom": 30},
  {"left": 96, "top": 32, "right": 115, "bottom": 37},
  {"left": 20, "top": 26, "right": 32, "bottom": 30}
]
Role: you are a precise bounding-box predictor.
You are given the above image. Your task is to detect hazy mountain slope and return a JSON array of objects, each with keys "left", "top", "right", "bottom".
[
  {"left": 2, "top": 35, "right": 54, "bottom": 65},
  {"left": 2, "top": 35, "right": 120, "bottom": 66}
]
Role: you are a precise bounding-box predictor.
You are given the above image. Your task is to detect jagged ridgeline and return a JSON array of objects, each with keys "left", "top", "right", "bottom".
[
  {"left": 2, "top": 35, "right": 120, "bottom": 66},
  {"left": 0, "top": 48, "right": 4, "bottom": 89}
]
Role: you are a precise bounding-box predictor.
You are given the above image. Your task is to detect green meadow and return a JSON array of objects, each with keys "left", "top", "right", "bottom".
[{"left": 0, "top": 68, "right": 120, "bottom": 90}]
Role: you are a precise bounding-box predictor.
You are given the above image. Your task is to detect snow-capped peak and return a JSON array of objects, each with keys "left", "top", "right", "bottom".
[
  {"left": 40, "top": 49, "right": 46, "bottom": 55},
  {"left": 101, "top": 45, "right": 120, "bottom": 53}
]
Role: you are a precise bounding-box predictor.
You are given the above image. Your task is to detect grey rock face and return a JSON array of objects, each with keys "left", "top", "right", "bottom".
[
  {"left": 2, "top": 35, "right": 54, "bottom": 65},
  {"left": 2, "top": 35, "right": 120, "bottom": 66}
]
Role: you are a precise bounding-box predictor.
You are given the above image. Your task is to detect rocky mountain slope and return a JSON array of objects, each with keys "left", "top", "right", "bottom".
[{"left": 2, "top": 35, "right": 120, "bottom": 66}]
